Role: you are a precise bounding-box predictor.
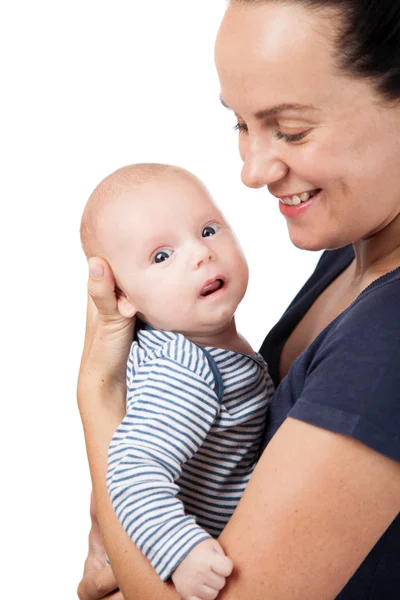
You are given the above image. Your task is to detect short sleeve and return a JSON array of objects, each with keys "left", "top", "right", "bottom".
[{"left": 288, "top": 278, "right": 400, "bottom": 463}]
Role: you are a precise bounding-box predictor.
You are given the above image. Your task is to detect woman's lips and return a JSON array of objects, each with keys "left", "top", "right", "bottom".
[
  {"left": 278, "top": 189, "right": 323, "bottom": 218},
  {"left": 278, "top": 189, "right": 320, "bottom": 205}
]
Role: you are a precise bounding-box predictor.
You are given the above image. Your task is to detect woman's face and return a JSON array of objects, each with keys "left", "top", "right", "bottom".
[{"left": 215, "top": 2, "right": 400, "bottom": 251}]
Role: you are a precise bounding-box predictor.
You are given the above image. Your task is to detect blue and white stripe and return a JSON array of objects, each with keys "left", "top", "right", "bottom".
[{"left": 107, "top": 328, "right": 274, "bottom": 580}]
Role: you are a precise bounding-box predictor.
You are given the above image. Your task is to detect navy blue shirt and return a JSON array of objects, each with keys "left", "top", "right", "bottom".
[{"left": 260, "top": 245, "right": 400, "bottom": 598}]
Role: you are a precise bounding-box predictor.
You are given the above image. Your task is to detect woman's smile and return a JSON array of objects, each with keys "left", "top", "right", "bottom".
[
  {"left": 278, "top": 189, "right": 323, "bottom": 219},
  {"left": 216, "top": 1, "right": 400, "bottom": 252},
  {"left": 276, "top": 189, "right": 321, "bottom": 206}
]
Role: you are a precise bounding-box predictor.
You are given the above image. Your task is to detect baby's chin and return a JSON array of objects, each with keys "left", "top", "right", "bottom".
[
  {"left": 177, "top": 316, "right": 237, "bottom": 338},
  {"left": 138, "top": 306, "right": 238, "bottom": 338}
]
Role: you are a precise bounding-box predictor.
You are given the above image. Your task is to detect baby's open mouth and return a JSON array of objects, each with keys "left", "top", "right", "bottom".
[{"left": 200, "top": 278, "right": 225, "bottom": 297}]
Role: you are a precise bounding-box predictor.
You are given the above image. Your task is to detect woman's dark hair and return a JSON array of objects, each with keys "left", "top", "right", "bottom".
[{"left": 232, "top": 0, "right": 400, "bottom": 102}]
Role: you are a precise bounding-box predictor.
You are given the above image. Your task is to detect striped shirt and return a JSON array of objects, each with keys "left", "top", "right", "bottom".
[{"left": 107, "top": 327, "right": 274, "bottom": 580}]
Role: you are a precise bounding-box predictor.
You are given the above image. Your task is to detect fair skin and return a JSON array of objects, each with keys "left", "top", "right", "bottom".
[
  {"left": 83, "top": 168, "right": 254, "bottom": 600},
  {"left": 78, "top": 3, "right": 400, "bottom": 599},
  {"left": 92, "top": 171, "right": 249, "bottom": 352}
]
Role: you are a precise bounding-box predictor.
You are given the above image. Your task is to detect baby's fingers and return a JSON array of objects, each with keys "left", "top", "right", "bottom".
[
  {"left": 191, "top": 584, "right": 220, "bottom": 600},
  {"left": 210, "top": 553, "right": 233, "bottom": 578},
  {"left": 203, "top": 571, "right": 226, "bottom": 591}
]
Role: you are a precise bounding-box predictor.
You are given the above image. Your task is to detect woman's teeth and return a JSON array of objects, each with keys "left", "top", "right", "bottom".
[{"left": 280, "top": 191, "right": 316, "bottom": 206}]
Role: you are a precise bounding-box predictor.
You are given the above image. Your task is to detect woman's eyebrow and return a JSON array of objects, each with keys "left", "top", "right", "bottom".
[{"left": 219, "top": 95, "right": 317, "bottom": 118}]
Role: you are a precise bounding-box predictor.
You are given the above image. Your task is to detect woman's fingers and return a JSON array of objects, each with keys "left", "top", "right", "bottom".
[
  {"left": 77, "top": 565, "right": 120, "bottom": 600},
  {"left": 81, "top": 258, "right": 119, "bottom": 364},
  {"left": 78, "top": 257, "right": 135, "bottom": 389},
  {"left": 78, "top": 493, "right": 115, "bottom": 600},
  {"left": 88, "top": 258, "right": 119, "bottom": 319},
  {"left": 78, "top": 495, "right": 125, "bottom": 599}
]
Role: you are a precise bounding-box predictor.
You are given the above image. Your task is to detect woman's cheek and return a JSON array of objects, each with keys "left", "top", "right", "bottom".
[{"left": 298, "top": 142, "right": 333, "bottom": 182}]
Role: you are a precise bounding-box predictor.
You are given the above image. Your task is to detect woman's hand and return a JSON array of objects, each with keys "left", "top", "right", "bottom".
[
  {"left": 76, "top": 258, "right": 180, "bottom": 600},
  {"left": 78, "top": 257, "right": 135, "bottom": 405},
  {"left": 77, "top": 258, "right": 134, "bottom": 599},
  {"left": 78, "top": 493, "right": 124, "bottom": 600}
]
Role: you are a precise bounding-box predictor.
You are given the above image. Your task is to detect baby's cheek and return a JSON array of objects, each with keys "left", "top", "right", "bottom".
[
  {"left": 232, "top": 248, "right": 249, "bottom": 278},
  {"left": 147, "top": 291, "right": 190, "bottom": 331},
  {"left": 169, "top": 293, "right": 190, "bottom": 317}
]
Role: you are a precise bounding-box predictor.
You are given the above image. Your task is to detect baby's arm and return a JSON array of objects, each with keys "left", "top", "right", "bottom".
[
  {"left": 107, "top": 347, "right": 223, "bottom": 581},
  {"left": 171, "top": 538, "right": 233, "bottom": 600}
]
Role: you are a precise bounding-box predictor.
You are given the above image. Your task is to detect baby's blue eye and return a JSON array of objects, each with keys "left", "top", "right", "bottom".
[
  {"left": 202, "top": 224, "right": 219, "bottom": 238},
  {"left": 154, "top": 249, "right": 173, "bottom": 264}
]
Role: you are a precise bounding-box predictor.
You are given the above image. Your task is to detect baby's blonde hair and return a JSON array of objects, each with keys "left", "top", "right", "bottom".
[{"left": 80, "top": 163, "right": 187, "bottom": 258}]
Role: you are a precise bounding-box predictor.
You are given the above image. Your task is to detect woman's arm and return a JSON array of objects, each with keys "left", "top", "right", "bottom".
[
  {"left": 79, "top": 380, "right": 179, "bottom": 600},
  {"left": 217, "top": 416, "right": 400, "bottom": 599},
  {"left": 78, "top": 259, "right": 180, "bottom": 600},
  {"left": 77, "top": 493, "right": 124, "bottom": 600},
  {"left": 78, "top": 260, "right": 400, "bottom": 600}
]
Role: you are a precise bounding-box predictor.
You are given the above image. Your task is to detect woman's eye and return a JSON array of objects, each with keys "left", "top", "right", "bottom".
[
  {"left": 153, "top": 249, "right": 173, "bottom": 264},
  {"left": 202, "top": 224, "right": 219, "bottom": 238},
  {"left": 275, "top": 129, "right": 310, "bottom": 143},
  {"left": 233, "top": 122, "right": 248, "bottom": 134}
]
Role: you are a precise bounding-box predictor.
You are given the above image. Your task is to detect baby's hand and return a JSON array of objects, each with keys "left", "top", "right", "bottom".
[{"left": 171, "top": 538, "right": 233, "bottom": 600}]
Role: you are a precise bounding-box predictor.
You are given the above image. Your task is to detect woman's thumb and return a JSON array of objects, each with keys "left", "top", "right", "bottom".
[{"left": 88, "top": 258, "right": 118, "bottom": 317}]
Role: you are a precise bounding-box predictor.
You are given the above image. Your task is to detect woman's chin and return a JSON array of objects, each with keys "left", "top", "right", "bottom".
[
  {"left": 287, "top": 227, "right": 349, "bottom": 252},
  {"left": 287, "top": 231, "right": 325, "bottom": 252}
]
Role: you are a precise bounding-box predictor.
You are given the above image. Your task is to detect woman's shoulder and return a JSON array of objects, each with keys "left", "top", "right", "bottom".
[
  {"left": 260, "top": 246, "right": 355, "bottom": 385},
  {"left": 298, "top": 264, "right": 400, "bottom": 384},
  {"left": 279, "top": 267, "right": 400, "bottom": 464},
  {"left": 332, "top": 265, "right": 400, "bottom": 340}
]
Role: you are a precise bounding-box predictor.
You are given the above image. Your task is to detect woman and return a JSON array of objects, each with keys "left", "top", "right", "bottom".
[{"left": 77, "top": 1, "right": 400, "bottom": 598}]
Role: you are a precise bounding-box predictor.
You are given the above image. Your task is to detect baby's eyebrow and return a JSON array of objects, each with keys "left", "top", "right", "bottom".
[
  {"left": 219, "top": 95, "right": 317, "bottom": 119},
  {"left": 141, "top": 232, "right": 166, "bottom": 247}
]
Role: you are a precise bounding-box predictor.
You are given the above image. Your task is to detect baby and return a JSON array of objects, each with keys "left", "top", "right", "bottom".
[{"left": 80, "top": 163, "right": 274, "bottom": 600}]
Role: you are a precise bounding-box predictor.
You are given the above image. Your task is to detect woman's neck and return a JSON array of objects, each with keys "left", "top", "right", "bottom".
[{"left": 352, "top": 211, "right": 400, "bottom": 286}]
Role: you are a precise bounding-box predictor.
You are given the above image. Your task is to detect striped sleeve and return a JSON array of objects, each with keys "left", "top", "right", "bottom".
[{"left": 107, "top": 339, "right": 221, "bottom": 580}]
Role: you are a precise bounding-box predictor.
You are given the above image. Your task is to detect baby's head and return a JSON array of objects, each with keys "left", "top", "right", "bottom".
[{"left": 81, "top": 163, "right": 248, "bottom": 337}]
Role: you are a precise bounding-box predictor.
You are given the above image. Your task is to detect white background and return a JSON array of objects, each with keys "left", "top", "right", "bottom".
[{"left": 1, "top": 1, "right": 320, "bottom": 597}]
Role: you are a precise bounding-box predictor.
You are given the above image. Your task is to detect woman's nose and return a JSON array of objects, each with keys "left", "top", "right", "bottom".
[{"left": 240, "top": 137, "right": 289, "bottom": 189}]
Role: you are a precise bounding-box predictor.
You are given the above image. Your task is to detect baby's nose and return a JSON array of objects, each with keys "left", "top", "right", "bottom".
[{"left": 193, "top": 242, "right": 215, "bottom": 268}]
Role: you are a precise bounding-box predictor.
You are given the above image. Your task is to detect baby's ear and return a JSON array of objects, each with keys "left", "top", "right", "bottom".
[{"left": 116, "top": 289, "right": 137, "bottom": 319}]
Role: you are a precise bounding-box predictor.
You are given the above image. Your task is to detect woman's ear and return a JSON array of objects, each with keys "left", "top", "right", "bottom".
[{"left": 116, "top": 289, "right": 137, "bottom": 319}]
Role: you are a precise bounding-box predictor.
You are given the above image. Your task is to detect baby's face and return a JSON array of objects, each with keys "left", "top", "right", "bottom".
[{"left": 96, "top": 174, "right": 249, "bottom": 336}]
